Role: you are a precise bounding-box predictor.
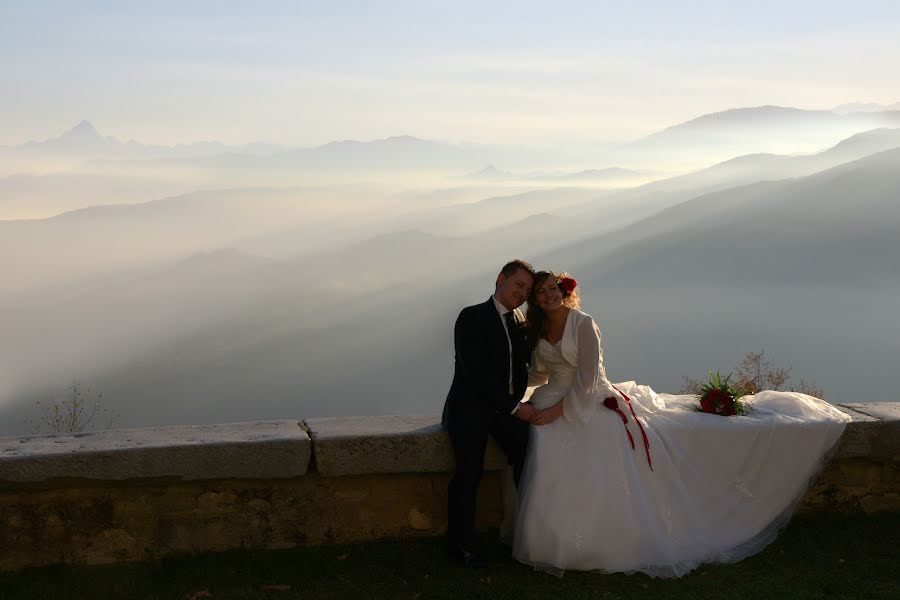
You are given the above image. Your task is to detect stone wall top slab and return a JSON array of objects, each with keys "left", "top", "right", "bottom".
[
  {"left": 841, "top": 403, "right": 900, "bottom": 422},
  {"left": 1, "top": 401, "right": 895, "bottom": 484},
  {"left": 306, "top": 415, "right": 507, "bottom": 477},
  {"left": 0, "top": 420, "right": 310, "bottom": 483}
]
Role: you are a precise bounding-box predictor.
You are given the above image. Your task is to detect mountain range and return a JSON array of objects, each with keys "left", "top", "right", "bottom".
[
  {"left": 9, "top": 120, "right": 282, "bottom": 159},
  {"left": 5, "top": 103, "right": 900, "bottom": 181}
]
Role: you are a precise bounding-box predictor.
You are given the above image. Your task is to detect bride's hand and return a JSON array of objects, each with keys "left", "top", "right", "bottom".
[{"left": 533, "top": 401, "right": 564, "bottom": 425}]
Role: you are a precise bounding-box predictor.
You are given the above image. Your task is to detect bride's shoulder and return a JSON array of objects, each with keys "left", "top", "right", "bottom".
[
  {"left": 567, "top": 309, "right": 602, "bottom": 334},
  {"left": 568, "top": 308, "right": 594, "bottom": 324}
]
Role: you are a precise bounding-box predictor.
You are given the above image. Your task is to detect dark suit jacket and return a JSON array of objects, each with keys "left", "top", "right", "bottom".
[{"left": 442, "top": 297, "right": 530, "bottom": 430}]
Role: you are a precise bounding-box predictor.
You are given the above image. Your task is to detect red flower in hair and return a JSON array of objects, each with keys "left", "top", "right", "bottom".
[{"left": 558, "top": 277, "right": 577, "bottom": 293}]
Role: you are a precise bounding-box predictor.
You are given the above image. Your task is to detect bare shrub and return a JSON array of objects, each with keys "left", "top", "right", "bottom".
[
  {"left": 681, "top": 350, "right": 824, "bottom": 399},
  {"left": 30, "top": 381, "right": 117, "bottom": 434}
]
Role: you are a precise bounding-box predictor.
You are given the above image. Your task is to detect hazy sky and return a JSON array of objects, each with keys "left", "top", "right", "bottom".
[{"left": 2, "top": 1, "right": 899, "bottom": 147}]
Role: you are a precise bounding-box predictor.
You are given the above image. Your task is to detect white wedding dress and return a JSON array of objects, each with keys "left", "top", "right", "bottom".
[{"left": 511, "top": 310, "right": 850, "bottom": 577}]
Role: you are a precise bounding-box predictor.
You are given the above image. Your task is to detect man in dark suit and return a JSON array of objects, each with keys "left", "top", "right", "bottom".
[{"left": 442, "top": 259, "right": 537, "bottom": 567}]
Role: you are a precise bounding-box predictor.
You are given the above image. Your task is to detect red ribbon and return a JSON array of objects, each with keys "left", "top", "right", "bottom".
[
  {"left": 606, "top": 403, "right": 635, "bottom": 450},
  {"left": 607, "top": 386, "right": 654, "bottom": 471}
]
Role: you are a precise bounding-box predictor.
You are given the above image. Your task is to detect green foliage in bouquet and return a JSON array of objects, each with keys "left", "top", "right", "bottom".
[{"left": 698, "top": 371, "right": 750, "bottom": 416}]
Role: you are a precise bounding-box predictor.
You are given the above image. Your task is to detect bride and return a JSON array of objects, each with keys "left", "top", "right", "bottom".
[{"left": 511, "top": 270, "right": 851, "bottom": 577}]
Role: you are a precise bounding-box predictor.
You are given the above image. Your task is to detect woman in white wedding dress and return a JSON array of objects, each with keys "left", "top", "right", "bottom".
[{"left": 511, "top": 271, "right": 851, "bottom": 577}]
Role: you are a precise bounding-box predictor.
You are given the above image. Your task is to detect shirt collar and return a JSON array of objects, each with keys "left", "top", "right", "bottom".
[{"left": 492, "top": 294, "right": 513, "bottom": 317}]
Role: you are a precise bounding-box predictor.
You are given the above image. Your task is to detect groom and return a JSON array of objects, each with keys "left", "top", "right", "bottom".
[{"left": 442, "top": 259, "right": 537, "bottom": 567}]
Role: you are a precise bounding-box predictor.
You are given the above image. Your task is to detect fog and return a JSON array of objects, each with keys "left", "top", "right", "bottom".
[{"left": 2, "top": 108, "right": 899, "bottom": 435}]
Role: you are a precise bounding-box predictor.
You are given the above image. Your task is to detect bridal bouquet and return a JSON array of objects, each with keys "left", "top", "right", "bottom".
[{"left": 698, "top": 371, "right": 749, "bottom": 416}]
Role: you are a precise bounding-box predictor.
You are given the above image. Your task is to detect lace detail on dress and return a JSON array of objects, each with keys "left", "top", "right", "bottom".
[
  {"left": 560, "top": 430, "right": 577, "bottom": 449},
  {"left": 574, "top": 530, "right": 586, "bottom": 551},
  {"left": 659, "top": 504, "right": 674, "bottom": 535},
  {"left": 537, "top": 339, "right": 576, "bottom": 384},
  {"left": 733, "top": 477, "right": 755, "bottom": 500},
  {"left": 529, "top": 340, "right": 576, "bottom": 410}
]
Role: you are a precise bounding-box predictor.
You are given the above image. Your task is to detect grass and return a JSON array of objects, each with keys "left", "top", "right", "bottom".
[{"left": 2, "top": 513, "right": 898, "bottom": 600}]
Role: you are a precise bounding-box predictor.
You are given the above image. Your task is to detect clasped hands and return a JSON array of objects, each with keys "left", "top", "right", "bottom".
[{"left": 515, "top": 401, "right": 564, "bottom": 426}]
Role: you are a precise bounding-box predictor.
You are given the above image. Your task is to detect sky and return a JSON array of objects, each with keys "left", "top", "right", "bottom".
[{"left": 2, "top": 0, "right": 900, "bottom": 147}]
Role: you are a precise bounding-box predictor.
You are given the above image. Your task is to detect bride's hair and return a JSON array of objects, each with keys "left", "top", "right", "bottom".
[{"left": 525, "top": 270, "right": 581, "bottom": 350}]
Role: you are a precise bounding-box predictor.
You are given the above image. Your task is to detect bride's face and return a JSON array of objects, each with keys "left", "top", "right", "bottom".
[{"left": 534, "top": 278, "right": 564, "bottom": 312}]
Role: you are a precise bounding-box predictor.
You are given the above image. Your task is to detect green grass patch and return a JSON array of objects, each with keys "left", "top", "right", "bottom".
[{"left": 2, "top": 513, "right": 898, "bottom": 599}]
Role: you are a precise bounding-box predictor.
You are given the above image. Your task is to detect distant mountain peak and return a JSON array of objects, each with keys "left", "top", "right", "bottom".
[
  {"left": 381, "top": 135, "right": 425, "bottom": 144},
  {"left": 60, "top": 120, "right": 104, "bottom": 141},
  {"left": 70, "top": 120, "right": 99, "bottom": 133},
  {"left": 462, "top": 164, "right": 513, "bottom": 180}
]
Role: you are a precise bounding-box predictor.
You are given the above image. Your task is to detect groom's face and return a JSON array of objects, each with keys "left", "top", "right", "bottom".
[{"left": 495, "top": 268, "right": 534, "bottom": 311}]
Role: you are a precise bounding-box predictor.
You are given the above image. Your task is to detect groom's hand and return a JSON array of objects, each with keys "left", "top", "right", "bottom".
[
  {"left": 514, "top": 402, "right": 536, "bottom": 423},
  {"left": 532, "top": 401, "right": 564, "bottom": 425}
]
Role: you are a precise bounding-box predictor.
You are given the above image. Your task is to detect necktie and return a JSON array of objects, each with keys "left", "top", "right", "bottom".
[{"left": 506, "top": 311, "right": 526, "bottom": 351}]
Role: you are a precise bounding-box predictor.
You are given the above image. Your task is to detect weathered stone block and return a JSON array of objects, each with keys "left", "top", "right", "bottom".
[
  {"left": 833, "top": 405, "right": 881, "bottom": 459},
  {"left": 0, "top": 470, "right": 506, "bottom": 572},
  {"left": 0, "top": 421, "right": 311, "bottom": 483},
  {"left": 859, "top": 493, "right": 900, "bottom": 513},
  {"left": 837, "top": 403, "right": 900, "bottom": 461},
  {"left": 306, "top": 415, "right": 507, "bottom": 477}
]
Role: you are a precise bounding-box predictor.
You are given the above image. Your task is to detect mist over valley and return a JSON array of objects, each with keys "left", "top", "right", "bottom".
[{"left": 2, "top": 107, "right": 899, "bottom": 434}]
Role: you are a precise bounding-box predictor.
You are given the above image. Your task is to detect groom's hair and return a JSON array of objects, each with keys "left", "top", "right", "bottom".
[{"left": 499, "top": 259, "right": 535, "bottom": 280}]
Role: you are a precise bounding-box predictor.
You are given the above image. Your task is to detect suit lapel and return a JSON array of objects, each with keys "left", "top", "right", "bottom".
[
  {"left": 483, "top": 297, "right": 505, "bottom": 335},
  {"left": 483, "top": 297, "right": 510, "bottom": 368}
]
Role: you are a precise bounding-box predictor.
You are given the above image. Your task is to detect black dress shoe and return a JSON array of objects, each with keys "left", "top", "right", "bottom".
[{"left": 448, "top": 544, "right": 489, "bottom": 569}]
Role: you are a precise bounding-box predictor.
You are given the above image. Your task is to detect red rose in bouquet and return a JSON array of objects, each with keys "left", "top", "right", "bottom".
[
  {"left": 698, "top": 371, "right": 749, "bottom": 416},
  {"left": 720, "top": 395, "right": 737, "bottom": 416}
]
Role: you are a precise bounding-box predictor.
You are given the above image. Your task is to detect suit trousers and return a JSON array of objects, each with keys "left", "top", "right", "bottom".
[{"left": 446, "top": 404, "right": 529, "bottom": 548}]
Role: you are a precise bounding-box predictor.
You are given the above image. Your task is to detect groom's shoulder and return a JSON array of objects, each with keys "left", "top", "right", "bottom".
[
  {"left": 461, "top": 297, "right": 493, "bottom": 314},
  {"left": 457, "top": 297, "right": 493, "bottom": 321}
]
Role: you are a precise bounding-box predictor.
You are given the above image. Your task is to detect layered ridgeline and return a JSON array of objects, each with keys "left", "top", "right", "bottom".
[
  {"left": 623, "top": 106, "right": 900, "bottom": 168},
  {"left": 7, "top": 127, "right": 899, "bottom": 297},
  {"left": 1, "top": 109, "right": 899, "bottom": 433},
  {"left": 5, "top": 106, "right": 900, "bottom": 219}
]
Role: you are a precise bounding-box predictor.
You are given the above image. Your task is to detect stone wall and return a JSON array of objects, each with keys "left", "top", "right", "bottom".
[{"left": 1, "top": 404, "right": 898, "bottom": 573}]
